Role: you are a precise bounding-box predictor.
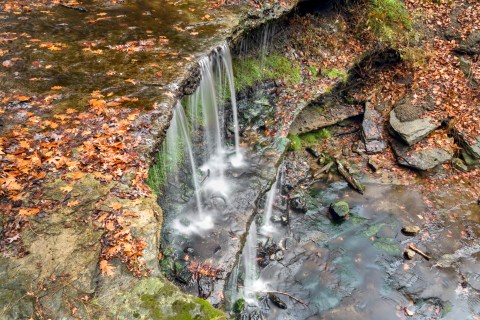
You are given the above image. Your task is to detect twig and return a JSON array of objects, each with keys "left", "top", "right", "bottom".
[
  {"left": 237, "top": 286, "right": 308, "bottom": 307},
  {"left": 409, "top": 243, "right": 431, "bottom": 261},
  {"left": 59, "top": 4, "right": 88, "bottom": 12}
]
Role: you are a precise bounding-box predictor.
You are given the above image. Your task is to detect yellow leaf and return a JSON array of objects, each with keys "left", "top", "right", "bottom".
[
  {"left": 61, "top": 185, "right": 73, "bottom": 193},
  {"left": 50, "top": 86, "right": 63, "bottom": 90}
]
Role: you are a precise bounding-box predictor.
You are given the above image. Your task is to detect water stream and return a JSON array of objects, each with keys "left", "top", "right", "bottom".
[{"left": 155, "top": 39, "right": 480, "bottom": 319}]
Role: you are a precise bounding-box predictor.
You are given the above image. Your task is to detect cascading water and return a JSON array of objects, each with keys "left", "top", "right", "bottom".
[
  {"left": 157, "top": 42, "right": 245, "bottom": 238},
  {"left": 242, "top": 221, "right": 264, "bottom": 304},
  {"left": 261, "top": 163, "right": 286, "bottom": 234}
]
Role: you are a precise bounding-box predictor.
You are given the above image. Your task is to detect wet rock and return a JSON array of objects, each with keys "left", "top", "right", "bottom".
[
  {"left": 457, "top": 133, "right": 480, "bottom": 160},
  {"left": 233, "top": 298, "right": 246, "bottom": 313},
  {"left": 268, "top": 293, "right": 287, "bottom": 309},
  {"left": 389, "top": 109, "right": 439, "bottom": 146},
  {"left": 352, "top": 140, "right": 366, "bottom": 154},
  {"left": 183, "top": 247, "right": 195, "bottom": 254},
  {"left": 455, "top": 31, "right": 480, "bottom": 55},
  {"left": 368, "top": 157, "right": 382, "bottom": 172},
  {"left": 361, "top": 102, "right": 387, "bottom": 154},
  {"left": 290, "top": 196, "right": 307, "bottom": 213},
  {"left": 274, "top": 250, "right": 285, "bottom": 261},
  {"left": 452, "top": 158, "right": 468, "bottom": 172},
  {"left": 391, "top": 139, "right": 452, "bottom": 170},
  {"left": 290, "top": 97, "right": 363, "bottom": 135},
  {"left": 280, "top": 215, "right": 289, "bottom": 226},
  {"left": 329, "top": 201, "right": 350, "bottom": 221},
  {"left": 404, "top": 249, "right": 416, "bottom": 260},
  {"left": 198, "top": 277, "right": 213, "bottom": 299},
  {"left": 462, "top": 150, "right": 479, "bottom": 166},
  {"left": 306, "top": 147, "right": 320, "bottom": 158},
  {"left": 401, "top": 226, "right": 421, "bottom": 236}
]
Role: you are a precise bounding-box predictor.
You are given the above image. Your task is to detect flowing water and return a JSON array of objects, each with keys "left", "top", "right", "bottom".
[{"left": 155, "top": 40, "right": 480, "bottom": 319}]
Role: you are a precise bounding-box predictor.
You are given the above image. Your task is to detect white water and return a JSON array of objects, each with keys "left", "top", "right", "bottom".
[
  {"left": 242, "top": 221, "right": 266, "bottom": 305},
  {"left": 261, "top": 166, "right": 284, "bottom": 234},
  {"left": 175, "top": 103, "right": 203, "bottom": 215},
  {"left": 157, "top": 42, "right": 245, "bottom": 235}
]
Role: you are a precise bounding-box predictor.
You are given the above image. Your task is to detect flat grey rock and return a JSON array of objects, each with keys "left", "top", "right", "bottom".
[
  {"left": 389, "top": 109, "right": 439, "bottom": 146},
  {"left": 391, "top": 139, "right": 452, "bottom": 170}
]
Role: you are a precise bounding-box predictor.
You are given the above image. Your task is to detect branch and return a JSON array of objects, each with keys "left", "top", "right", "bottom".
[{"left": 237, "top": 286, "right": 308, "bottom": 308}]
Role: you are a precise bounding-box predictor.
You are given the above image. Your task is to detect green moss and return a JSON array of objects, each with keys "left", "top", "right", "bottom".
[
  {"left": 233, "top": 54, "right": 301, "bottom": 91},
  {"left": 300, "top": 128, "right": 331, "bottom": 145},
  {"left": 195, "top": 298, "right": 227, "bottom": 319},
  {"left": 288, "top": 134, "right": 302, "bottom": 151},
  {"left": 233, "top": 298, "right": 246, "bottom": 313},
  {"left": 322, "top": 68, "right": 348, "bottom": 82},
  {"left": 364, "top": 0, "right": 414, "bottom": 46}
]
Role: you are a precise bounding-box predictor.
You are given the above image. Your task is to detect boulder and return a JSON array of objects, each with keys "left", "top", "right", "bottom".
[
  {"left": 458, "top": 134, "right": 480, "bottom": 160},
  {"left": 455, "top": 31, "right": 480, "bottom": 55},
  {"left": 391, "top": 139, "right": 452, "bottom": 170},
  {"left": 290, "top": 97, "right": 363, "bottom": 135},
  {"left": 401, "top": 226, "right": 421, "bottom": 236},
  {"left": 389, "top": 110, "right": 439, "bottom": 146},
  {"left": 268, "top": 293, "right": 287, "bottom": 309},
  {"left": 361, "top": 102, "right": 386, "bottom": 154},
  {"left": 290, "top": 196, "right": 308, "bottom": 213},
  {"left": 329, "top": 201, "right": 350, "bottom": 221},
  {"left": 404, "top": 249, "right": 416, "bottom": 260}
]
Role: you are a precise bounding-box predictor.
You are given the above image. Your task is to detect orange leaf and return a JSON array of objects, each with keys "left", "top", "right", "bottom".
[
  {"left": 100, "top": 260, "right": 115, "bottom": 277},
  {"left": 109, "top": 202, "right": 122, "bottom": 210},
  {"left": 67, "top": 200, "right": 80, "bottom": 207},
  {"left": 51, "top": 86, "right": 63, "bottom": 90},
  {"left": 72, "top": 171, "right": 85, "bottom": 179},
  {"left": 19, "top": 207, "right": 40, "bottom": 216}
]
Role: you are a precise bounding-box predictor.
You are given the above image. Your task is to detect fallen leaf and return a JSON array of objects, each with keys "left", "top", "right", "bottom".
[
  {"left": 109, "top": 202, "right": 122, "bottom": 210},
  {"left": 67, "top": 200, "right": 80, "bottom": 207},
  {"left": 72, "top": 171, "right": 85, "bottom": 179},
  {"left": 61, "top": 185, "right": 73, "bottom": 193},
  {"left": 100, "top": 260, "right": 115, "bottom": 277},
  {"left": 19, "top": 207, "right": 40, "bottom": 216}
]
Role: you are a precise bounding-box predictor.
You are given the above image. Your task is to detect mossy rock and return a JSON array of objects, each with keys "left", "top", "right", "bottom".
[
  {"left": 94, "top": 277, "right": 226, "bottom": 319},
  {"left": 329, "top": 201, "right": 350, "bottom": 221}
]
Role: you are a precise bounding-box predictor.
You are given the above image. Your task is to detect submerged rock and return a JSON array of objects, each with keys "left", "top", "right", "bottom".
[
  {"left": 329, "top": 201, "right": 350, "bottom": 221},
  {"left": 391, "top": 139, "right": 452, "bottom": 170},
  {"left": 290, "top": 196, "right": 308, "bottom": 213},
  {"left": 401, "top": 226, "right": 421, "bottom": 236},
  {"left": 361, "top": 102, "right": 387, "bottom": 154},
  {"left": 268, "top": 293, "right": 287, "bottom": 309},
  {"left": 389, "top": 109, "right": 439, "bottom": 146},
  {"left": 404, "top": 249, "right": 416, "bottom": 260}
]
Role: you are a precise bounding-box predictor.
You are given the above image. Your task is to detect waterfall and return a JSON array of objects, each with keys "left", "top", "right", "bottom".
[
  {"left": 242, "top": 221, "right": 260, "bottom": 304},
  {"left": 175, "top": 103, "right": 203, "bottom": 215},
  {"left": 261, "top": 166, "right": 283, "bottom": 234},
  {"left": 219, "top": 43, "right": 243, "bottom": 166}
]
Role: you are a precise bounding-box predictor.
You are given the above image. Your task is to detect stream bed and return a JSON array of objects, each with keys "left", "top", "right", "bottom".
[{"left": 230, "top": 172, "right": 480, "bottom": 319}]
